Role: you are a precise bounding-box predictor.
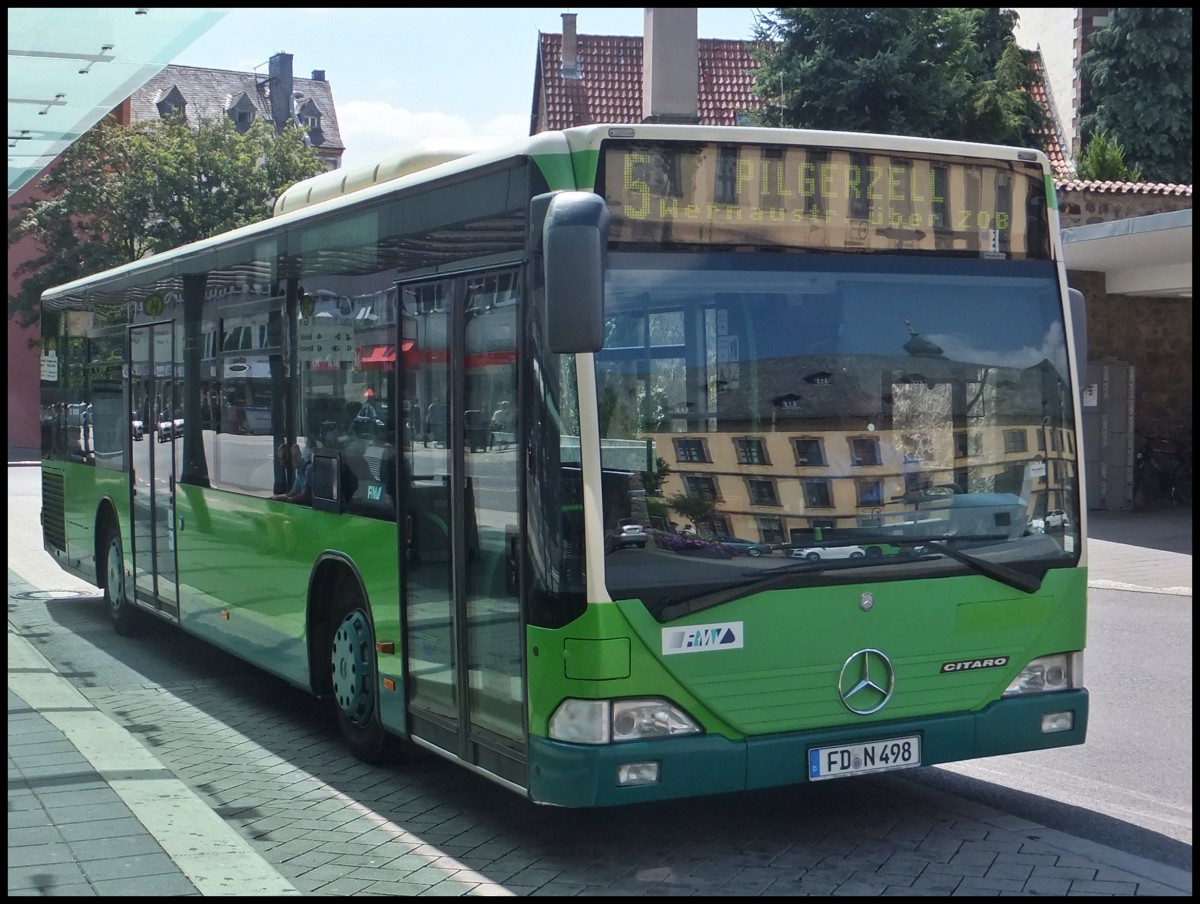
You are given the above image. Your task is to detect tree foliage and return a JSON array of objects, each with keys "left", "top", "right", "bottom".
[
  {"left": 1075, "top": 130, "right": 1143, "bottom": 183},
  {"left": 642, "top": 456, "right": 672, "bottom": 496},
  {"left": 1078, "top": 8, "right": 1191, "bottom": 184},
  {"left": 748, "top": 8, "right": 1049, "bottom": 147},
  {"left": 9, "top": 114, "right": 324, "bottom": 329},
  {"left": 667, "top": 492, "right": 716, "bottom": 528}
]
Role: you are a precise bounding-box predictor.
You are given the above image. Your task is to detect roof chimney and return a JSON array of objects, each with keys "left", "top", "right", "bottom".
[
  {"left": 269, "top": 52, "right": 294, "bottom": 130},
  {"left": 642, "top": 8, "right": 699, "bottom": 124},
  {"left": 311, "top": 69, "right": 326, "bottom": 82},
  {"left": 561, "top": 13, "right": 580, "bottom": 79}
]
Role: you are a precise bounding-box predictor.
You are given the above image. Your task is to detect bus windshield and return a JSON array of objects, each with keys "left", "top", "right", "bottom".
[{"left": 594, "top": 250, "right": 1080, "bottom": 617}]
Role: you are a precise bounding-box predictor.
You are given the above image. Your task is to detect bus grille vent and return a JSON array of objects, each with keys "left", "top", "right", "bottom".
[{"left": 42, "top": 470, "right": 66, "bottom": 550}]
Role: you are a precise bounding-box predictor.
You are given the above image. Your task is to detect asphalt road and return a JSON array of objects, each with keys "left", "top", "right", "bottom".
[{"left": 909, "top": 582, "right": 1192, "bottom": 870}]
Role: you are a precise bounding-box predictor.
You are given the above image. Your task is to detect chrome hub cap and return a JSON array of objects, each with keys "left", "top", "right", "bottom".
[
  {"left": 331, "top": 609, "right": 375, "bottom": 727},
  {"left": 107, "top": 539, "right": 123, "bottom": 613}
]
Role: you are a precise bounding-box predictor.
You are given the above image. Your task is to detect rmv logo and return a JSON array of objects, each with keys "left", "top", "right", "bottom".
[{"left": 662, "top": 622, "right": 744, "bottom": 655}]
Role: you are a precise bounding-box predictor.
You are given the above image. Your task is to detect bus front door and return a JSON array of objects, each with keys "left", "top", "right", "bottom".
[
  {"left": 400, "top": 270, "right": 525, "bottom": 789},
  {"left": 128, "top": 322, "right": 180, "bottom": 620}
]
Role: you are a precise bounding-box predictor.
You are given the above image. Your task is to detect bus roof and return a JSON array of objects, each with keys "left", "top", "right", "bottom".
[{"left": 40, "top": 123, "right": 1051, "bottom": 304}]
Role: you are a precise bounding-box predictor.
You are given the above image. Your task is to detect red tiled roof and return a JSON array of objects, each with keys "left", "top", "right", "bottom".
[
  {"left": 1057, "top": 179, "right": 1192, "bottom": 196},
  {"left": 535, "top": 33, "right": 761, "bottom": 132},
  {"left": 1024, "top": 51, "right": 1072, "bottom": 179},
  {"left": 698, "top": 38, "right": 764, "bottom": 126},
  {"left": 534, "top": 31, "right": 1188, "bottom": 196}
]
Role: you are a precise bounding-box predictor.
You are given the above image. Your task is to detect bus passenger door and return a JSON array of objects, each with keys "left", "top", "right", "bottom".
[
  {"left": 128, "top": 322, "right": 180, "bottom": 620},
  {"left": 400, "top": 269, "right": 525, "bottom": 788},
  {"left": 461, "top": 270, "right": 524, "bottom": 782}
]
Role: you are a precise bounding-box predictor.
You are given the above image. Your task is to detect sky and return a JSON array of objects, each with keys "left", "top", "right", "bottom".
[{"left": 172, "top": 8, "right": 764, "bottom": 171}]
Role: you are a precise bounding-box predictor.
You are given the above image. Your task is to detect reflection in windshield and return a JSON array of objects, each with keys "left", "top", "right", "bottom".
[{"left": 594, "top": 252, "right": 1080, "bottom": 617}]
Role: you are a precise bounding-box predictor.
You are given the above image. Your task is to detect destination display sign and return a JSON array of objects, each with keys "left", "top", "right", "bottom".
[{"left": 600, "top": 141, "right": 1050, "bottom": 259}]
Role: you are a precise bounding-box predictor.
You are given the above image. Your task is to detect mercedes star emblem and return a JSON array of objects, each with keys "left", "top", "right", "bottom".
[{"left": 838, "top": 648, "right": 895, "bottom": 715}]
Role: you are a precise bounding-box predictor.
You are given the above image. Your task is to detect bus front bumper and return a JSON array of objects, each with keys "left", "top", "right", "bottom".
[{"left": 527, "top": 689, "right": 1088, "bottom": 807}]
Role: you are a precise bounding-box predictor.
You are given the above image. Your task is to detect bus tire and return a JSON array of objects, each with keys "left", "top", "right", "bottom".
[
  {"left": 328, "top": 587, "right": 396, "bottom": 764},
  {"left": 101, "top": 519, "right": 137, "bottom": 636}
]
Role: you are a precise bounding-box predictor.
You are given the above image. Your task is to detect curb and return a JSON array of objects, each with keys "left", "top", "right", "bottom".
[{"left": 1088, "top": 579, "right": 1192, "bottom": 597}]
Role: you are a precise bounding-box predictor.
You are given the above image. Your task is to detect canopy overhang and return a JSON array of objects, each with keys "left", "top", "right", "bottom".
[{"left": 8, "top": 7, "right": 226, "bottom": 197}]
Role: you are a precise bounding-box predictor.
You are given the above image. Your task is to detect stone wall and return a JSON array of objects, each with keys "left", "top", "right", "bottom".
[
  {"left": 1069, "top": 270, "right": 1193, "bottom": 443},
  {"left": 1058, "top": 190, "right": 1191, "bottom": 228}
]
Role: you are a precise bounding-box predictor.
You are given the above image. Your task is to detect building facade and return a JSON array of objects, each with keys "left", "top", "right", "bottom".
[{"left": 9, "top": 52, "right": 342, "bottom": 460}]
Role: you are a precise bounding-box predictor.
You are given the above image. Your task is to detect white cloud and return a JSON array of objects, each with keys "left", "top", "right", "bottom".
[
  {"left": 927, "top": 321, "right": 1069, "bottom": 381},
  {"left": 336, "top": 101, "right": 529, "bottom": 171}
]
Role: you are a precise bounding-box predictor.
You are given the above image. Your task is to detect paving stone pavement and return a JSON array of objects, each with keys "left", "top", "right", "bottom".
[{"left": 8, "top": 460, "right": 1192, "bottom": 895}]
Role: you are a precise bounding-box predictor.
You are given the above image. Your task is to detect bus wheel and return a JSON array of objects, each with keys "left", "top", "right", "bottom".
[
  {"left": 101, "top": 521, "right": 137, "bottom": 636},
  {"left": 328, "top": 591, "right": 395, "bottom": 764}
]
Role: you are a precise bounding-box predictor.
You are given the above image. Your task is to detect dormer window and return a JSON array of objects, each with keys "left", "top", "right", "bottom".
[
  {"left": 226, "top": 92, "right": 257, "bottom": 133},
  {"left": 155, "top": 86, "right": 187, "bottom": 121},
  {"left": 296, "top": 98, "right": 322, "bottom": 138},
  {"left": 296, "top": 100, "right": 321, "bottom": 132}
]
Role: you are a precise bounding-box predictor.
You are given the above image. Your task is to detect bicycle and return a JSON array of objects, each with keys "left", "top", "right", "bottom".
[{"left": 1132, "top": 432, "right": 1192, "bottom": 509}]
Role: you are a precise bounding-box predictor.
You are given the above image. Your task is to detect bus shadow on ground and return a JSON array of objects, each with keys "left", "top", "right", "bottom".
[{"left": 16, "top": 589, "right": 268, "bottom": 691}]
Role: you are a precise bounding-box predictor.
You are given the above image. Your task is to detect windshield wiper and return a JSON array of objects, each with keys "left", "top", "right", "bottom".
[
  {"left": 658, "top": 557, "right": 862, "bottom": 621},
  {"left": 803, "top": 532, "right": 1046, "bottom": 595},
  {"left": 656, "top": 535, "right": 1045, "bottom": 620},
  {"left": 920, "top": 540, "right": 1042, "bottom": 594}
]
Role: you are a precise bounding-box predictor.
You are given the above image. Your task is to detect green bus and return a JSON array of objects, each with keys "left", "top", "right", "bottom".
[{"left": 40, "top": 124, "right": 1088, "bottom": 807}]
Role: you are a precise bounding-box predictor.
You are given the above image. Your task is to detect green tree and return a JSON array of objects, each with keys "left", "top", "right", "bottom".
[
  {"left": 1078, "top": 8, "right": 1191, "bottom": 184},
  {"left": 748, "top": 8, "right": 1048, "bottom": 147},
  {"left": 9, "top": 114, "right": 323, "bottom": 330},
  {"left": 1075, "top": 130, "right": 1143, "bottom": 183},
  {"left": 666, "top": 492, "right": 716, "bottom": 533},
  {"left": 642, "top": 456, "right": 672, "bottom": 496}
]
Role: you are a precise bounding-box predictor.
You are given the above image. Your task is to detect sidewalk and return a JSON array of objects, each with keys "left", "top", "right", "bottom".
[
  {"left": 1085, "top": 507, "right": 1192, "bottom": 596},
  {"left": 8, "top": 588, "right": 299, "bottom": 895},
  {"left": 7, "top": 460, "right": 299, "bottom": 896},
  {"left": 8, "top": 482, "right": 1192, "bottom": 895}
]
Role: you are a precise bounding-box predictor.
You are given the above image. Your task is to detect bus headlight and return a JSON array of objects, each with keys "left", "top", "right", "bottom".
[
  {"left": 1003, "top": 652, "right": 1082, "bottom": 696},
  {"left": 548, "top": 697, "right": 701, "bottom": 744}
]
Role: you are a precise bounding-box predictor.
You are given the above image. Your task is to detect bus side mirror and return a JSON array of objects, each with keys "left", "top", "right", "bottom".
[
  {"left": 537, "top": 191, "right": 609, "bottom": 354},
  {"left": 1068, "top": 287, "right": 1086, "bottom": 372}
]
